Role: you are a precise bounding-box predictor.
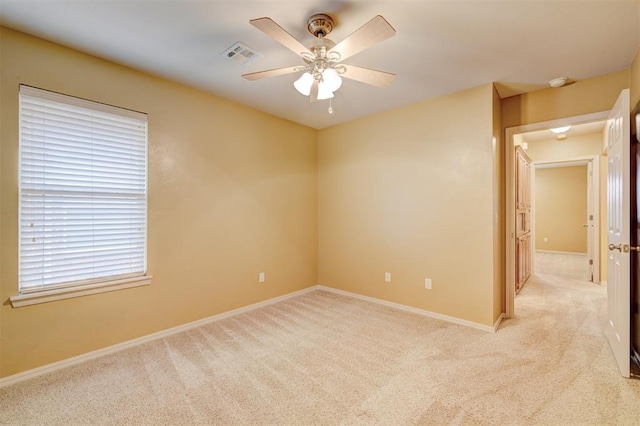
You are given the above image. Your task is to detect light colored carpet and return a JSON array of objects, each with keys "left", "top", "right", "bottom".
[{"left": 1, "top": 254, "right": 640, "bottom": 425}]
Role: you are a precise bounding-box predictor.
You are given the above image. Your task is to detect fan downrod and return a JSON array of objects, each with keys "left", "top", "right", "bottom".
[{"left": 307, "top": 14, "right": 334, "bottom": 38}]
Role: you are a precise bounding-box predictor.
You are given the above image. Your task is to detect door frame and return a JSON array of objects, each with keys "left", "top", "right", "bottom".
[
  {"left": 505, "top": 111, "right": 609, "bottom": 318},
  {"left": 531, "top": 156, "right": 600, "bottom": 281}
]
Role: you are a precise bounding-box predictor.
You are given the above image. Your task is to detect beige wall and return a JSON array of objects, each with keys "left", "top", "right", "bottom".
[
  {"left": 318, "top": 84, "right": 497, "bottom": 327},
  {"left": 535, "top": 166, "right": 588, "bottom": 253},
  {"left": 503, "top": 70, "right": 630, "bottom": 129},
  {"left": 525, "top": 133, "right": 603, "bottom": 162},
  {"left": 0, "top": 27, "right": 318, "bottom": 378}
]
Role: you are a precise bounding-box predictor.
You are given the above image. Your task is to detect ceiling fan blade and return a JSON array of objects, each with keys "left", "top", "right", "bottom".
[
  {"left": 341, "top": 65, "right": 396, "bottom": 88},
  {"left": 242, "top": 66, "right": 300, "bottom": 81},
  {"left": 250, "top": 17, "right": 312, "bottom": 56},
  {"left": 329, "top": 15, "right": 396, "bottom": 61},
  {"left": 309, "top": 79, "right": 319, "bottom": 103}
]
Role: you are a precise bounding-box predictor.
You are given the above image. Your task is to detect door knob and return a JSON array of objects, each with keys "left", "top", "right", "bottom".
[{"left": 608, "top": 243, "right": 640, "bottom": 252}]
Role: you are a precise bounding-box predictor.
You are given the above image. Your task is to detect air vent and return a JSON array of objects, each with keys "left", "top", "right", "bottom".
[{"left": 222, "top": 42, "right": 262, "bottom": 67}]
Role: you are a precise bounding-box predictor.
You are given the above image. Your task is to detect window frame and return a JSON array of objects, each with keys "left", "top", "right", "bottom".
[{"left": 11, "top": 86, "right": 152, "bottom": 307}]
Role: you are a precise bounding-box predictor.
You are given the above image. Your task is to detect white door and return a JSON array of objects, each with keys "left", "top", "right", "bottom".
[{"left": 606, "top": 88, "right": 631, "bottom": 378}]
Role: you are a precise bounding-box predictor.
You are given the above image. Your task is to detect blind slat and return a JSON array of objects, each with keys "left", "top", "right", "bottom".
[{"left": 19, "top": 85, "right": 148, "bottom": 291}]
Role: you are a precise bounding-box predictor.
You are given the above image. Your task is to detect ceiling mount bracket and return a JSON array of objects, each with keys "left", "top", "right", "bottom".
[{"left": 307, "top": 14, "right": 334, "bottom": 38}]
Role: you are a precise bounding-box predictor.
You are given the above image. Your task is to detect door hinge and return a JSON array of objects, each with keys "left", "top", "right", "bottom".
[{"left": 589, "top": 259, "right": 593, "bottom": 265}]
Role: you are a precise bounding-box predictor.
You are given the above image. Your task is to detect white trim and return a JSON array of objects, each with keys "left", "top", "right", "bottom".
[
  {"left": 10, "top": 275, "right": 153, "bottom": 308},
  {"left": 0, "top": 286, "right": 317, "bottom": 387},
  {"left": 317, "top": 285, "right": 498, "bottom": 333},
  {"left": 535, "top": 159, "right": 590, "bottom": 169},
  {"left": 494, "top": 313, "right": 505, "bottom": 332},
  {"left": 535, "top": 250, "right": 588, "bottom": 255}
]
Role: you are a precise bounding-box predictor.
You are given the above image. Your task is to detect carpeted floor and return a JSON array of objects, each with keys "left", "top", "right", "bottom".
[{"left": 1, "top": 253, "right": 639, "bottom": 425}]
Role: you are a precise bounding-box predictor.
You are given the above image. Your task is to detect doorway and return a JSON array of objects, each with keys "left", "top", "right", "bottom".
[
  {"left": 505, "top": 111, "right": 609, "bottom": 318},
  {"left": 533, "top": 160, "right": 595, "bottom": 282}
]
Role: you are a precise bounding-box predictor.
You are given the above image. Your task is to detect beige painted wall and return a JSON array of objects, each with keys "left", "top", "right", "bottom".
[
  {"left": 503, "top": 70, "right": 629, "bottom": 129},
  {"left": 525, "top": 133, "right": 603, "bottom": 162},
  {"left": 0, "top": 27, "right": 318, "bottom": 378},
  {"left": 535, "top": 166, "right": 588, "bottom": 253},
  {"left": 318, "top": 84, "right": 497, "bottom": 327}
]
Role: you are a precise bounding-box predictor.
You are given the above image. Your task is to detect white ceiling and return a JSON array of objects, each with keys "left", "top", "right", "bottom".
[{"left": 1, "top": 1, "right": 639, "bottom": 129}]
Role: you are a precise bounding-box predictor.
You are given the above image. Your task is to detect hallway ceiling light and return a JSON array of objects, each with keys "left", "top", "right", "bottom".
[
  {"left": 549, "top": 77, "right": 569, "bottom": 88},
  {"left": 550, "top": 126, "right": 571, "bottom": 134}
]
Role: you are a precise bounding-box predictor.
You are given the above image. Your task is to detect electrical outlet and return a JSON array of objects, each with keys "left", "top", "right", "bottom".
[
  {"left": 425, "top": 278, "right": 432, "bottom": 289},
  {"left": 543, "top": 237, "right": 548, "bottom": 243},
  {"left": 259, "top": 272, "right": 265, "bottom": 283},
  {"left": 385, "top": 272, "right": 391, "bottom": 283}
]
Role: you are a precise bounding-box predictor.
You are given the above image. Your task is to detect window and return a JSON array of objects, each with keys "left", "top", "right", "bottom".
[{"left": 12, "top": 86, "right": 150, "bottom": 307}]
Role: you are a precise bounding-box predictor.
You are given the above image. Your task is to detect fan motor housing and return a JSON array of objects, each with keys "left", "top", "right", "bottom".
[{"left": 307, "top": 14, "right": 334, "bottom": 38}]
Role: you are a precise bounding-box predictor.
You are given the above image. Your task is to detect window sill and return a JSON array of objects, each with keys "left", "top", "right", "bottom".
[{"left": 9, "top": 275, "right": 152, "bottom": 308}]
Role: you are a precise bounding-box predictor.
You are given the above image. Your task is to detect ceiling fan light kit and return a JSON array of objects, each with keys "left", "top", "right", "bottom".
[
  {"left": 294, "top": 68, "right": 342, "bottom": 100},
  {"left": 242, "top": 13, "right": 396, "bottom": 113}
]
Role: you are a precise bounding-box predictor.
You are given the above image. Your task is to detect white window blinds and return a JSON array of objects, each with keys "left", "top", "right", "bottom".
[{"left": 19, "top": 85, "right": 148, "bottom": 292}]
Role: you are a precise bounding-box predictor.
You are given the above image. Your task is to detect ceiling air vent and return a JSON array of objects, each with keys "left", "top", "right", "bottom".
[{"left": 222, "top": 42, "right": 262, "bottom": 67}]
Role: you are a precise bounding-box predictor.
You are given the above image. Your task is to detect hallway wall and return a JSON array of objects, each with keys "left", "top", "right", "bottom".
[{"left": 535, "top": 165, "right": 588, "bottom": 253}]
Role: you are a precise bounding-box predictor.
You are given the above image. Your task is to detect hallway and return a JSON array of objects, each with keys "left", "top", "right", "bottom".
[
  {"left": 514, "top": 251, "right": 605, "bottom": 339},
  {"left": 534, "top": 251, "right": 592, "bottom": 283}
]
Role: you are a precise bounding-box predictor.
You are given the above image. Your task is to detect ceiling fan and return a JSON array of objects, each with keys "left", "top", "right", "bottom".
[{"left": 242, "top": 13, "right": 396, "bottom": 104}]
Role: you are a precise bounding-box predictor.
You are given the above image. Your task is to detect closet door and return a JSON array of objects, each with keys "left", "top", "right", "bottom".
[{"left": 515, "top": 146, "right": 532, "bottom": 293}]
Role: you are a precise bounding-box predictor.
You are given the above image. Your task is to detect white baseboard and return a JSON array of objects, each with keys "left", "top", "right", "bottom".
[
  {"left": 2, "top": 284, "right": 501, "bottom": 387},
  {"left": 316, "top": 285, "right": 497, "bottom": 333},
  {"left": 0, "top": 286, "right": 317, "bottom": 388},
  {"left": 535, "top": 250, "right": 587, "bottom": 256},
  {"left": 493, "top": 313, "right": 505, "bottom": 332}
]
